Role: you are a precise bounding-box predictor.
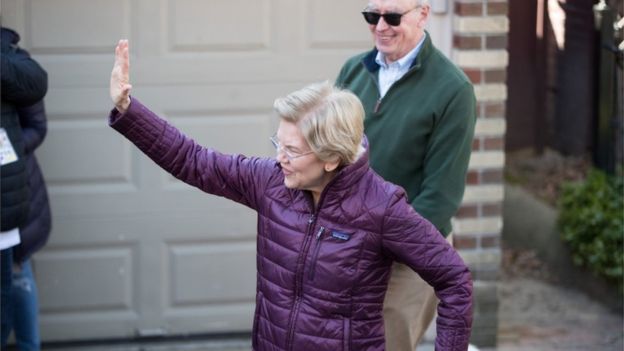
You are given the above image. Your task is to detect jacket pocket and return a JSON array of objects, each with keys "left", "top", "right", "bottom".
[
  {"left": 343, "top": 317, "right": 351, "bottom": 351},
  {"left": 309, "top": 227, "right": 358, "bottom": 281},
  {"left": 308, "top": 226, "right": 325, "bottom": 281}
]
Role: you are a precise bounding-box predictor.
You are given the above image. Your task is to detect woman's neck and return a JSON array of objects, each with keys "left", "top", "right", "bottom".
[
  {"left": 311, "top": 191, "right": 321, "bottom": 207},
  {"left": 310, "top": 170, "right": 338, "bottom": 208}
]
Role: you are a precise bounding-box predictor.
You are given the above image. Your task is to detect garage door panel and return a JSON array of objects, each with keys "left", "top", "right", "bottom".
[
  {"left": 305, "top": 0, "right": 371, "bottom": 49},
  {"left": 168, "top": 0, "right": 272, "bottom": 52},
  {"left": 42, "top": 219, "right": 144, "bottom": 246},
  {"left": 166, "top": 112, "right": 273, "bottom": 159},
  {"left": 168, "top": 241, "right": 256, "bottom": 306},
  {"left": 136, "top": 84, "right": 297, "bottom": 112},
  {"left": 165, "top": 303, "right": 254, "bottom": 334},
  {"left": 45, "top": 184, "right": 258, "bottom": 228},
  {"left": 28, "top": 0, "right": 132, "bottom": 53},
  {"left": 126, "top": 55, "right": 362, "bottom": 86},
  {"left": 45, "top": 209, "right": 256, "bottom": 248},
  {"left": 38, "top": 120, "right": 135, "bottom": 187},
  {"left": 44, "top": 87, "right": 114, "bottom": 117},
  {"left": 151, "top": 206, "right": 257, "bottom": 239},
  {"left": 36, "top": 246, "right": 137, "bottom": 312},
  {"left": 39, "top": 311, "right": 139, "bottom": 341},
  {"left": 35, "top": 55, "right": 364, "bottom": 89}
]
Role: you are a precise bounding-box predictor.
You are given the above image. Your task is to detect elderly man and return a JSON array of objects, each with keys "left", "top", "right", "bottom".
[{"left": 335, "top": 1, "right": 477, "bottom": 350}]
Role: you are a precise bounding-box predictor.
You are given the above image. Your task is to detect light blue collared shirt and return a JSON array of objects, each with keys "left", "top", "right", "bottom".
[{"left": 375, "top": 33, "right": 427, "bottom": 98}]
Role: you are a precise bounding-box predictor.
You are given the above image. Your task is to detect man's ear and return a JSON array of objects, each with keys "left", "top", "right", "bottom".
[{"left": 418, "top": 4, "right": 430, "bottom": 28}]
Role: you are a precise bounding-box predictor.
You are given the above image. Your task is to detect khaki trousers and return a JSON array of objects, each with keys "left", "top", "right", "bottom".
[{"left": 383, "top": 234, "right": 453, "bottom": 351}]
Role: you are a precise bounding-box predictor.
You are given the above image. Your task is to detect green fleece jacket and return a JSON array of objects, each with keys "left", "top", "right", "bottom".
[{"left": 336, "top": 34, "right": 476, "bottom": 236}]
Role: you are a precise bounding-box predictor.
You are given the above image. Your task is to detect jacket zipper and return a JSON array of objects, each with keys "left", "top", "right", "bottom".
[
  {"left": 285, "top": 175, "right": 338, "bottom": 350},
  {"left": 307, "top": 226, "right": 325, "bottom": 281},
  {"left": 343, "top": 317, "right": 352, "bottom": 351},
  {"left": 370, "top": 59, "right": 421, "bottom": 114},
  {"left": 373, "top": 98, "right": 381, "bottom": 113},
  {"left": 285, "top": 214, "right": 317, "bottom": 350},
  {"left": 369, "top": 70, "right": 383, "bottom": 114}
]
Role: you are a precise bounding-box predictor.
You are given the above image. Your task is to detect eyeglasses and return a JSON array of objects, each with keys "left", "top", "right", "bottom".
[
  {"left": 270, "top": 135, "right": 314, "bottom": 161},
  {"left": 361, "top": 6, "right": 421, "bottom": 26}
]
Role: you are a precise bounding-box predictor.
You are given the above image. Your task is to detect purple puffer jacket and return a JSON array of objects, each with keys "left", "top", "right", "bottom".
[{"left": 109, "top": 98, "right": 473, "bottom": 351}]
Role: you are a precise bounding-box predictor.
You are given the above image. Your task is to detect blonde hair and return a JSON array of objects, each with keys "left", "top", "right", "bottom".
[{"left": 273, "top": 81, "right": 365, "bottom": 166}]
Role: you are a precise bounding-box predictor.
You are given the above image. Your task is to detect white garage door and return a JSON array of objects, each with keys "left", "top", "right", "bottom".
[{"left": 1, "top": 0, "right": 451, "bottom": 342}]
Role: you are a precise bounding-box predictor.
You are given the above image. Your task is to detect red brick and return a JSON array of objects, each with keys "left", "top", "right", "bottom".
[
  {"left": 454, "top": 35, "right": 482, "bottom": 50},
  {"left": 484, "top": 136, "right": 504, "bottom": 150},
  {"left": 482, "top": 169, "right": 503, "bottom": 183},
  {"left": 455, "top": 2, "right": 484, "bottom": 16},
  {"left": 463, "top": 68, "right": 482, "bottom": 84},
  {"left": 484, "top": 102, "right": 506, "bottom": 118},
  {"left": 484, "top": 69, "right": 507, "bottom": 83},
  {"left": 481, "top": 235, "right": 500, "bottom": 248},
  {"left": 487, "top": 2, "right": 509, "bottom": 15},
  {"left": 486, "top": 35, "right": 508, "bottom": 49},
  {"left": 472, "top": 138, "right": 481, "bottom": 151},
  {"left": 483, "top": 203, "right": 502, "bottom": 216},
  {"left": 466, "top": 170, "right": 479, "bottom": 185},
  {"left": 454, "top": 235, "right": 478, "bottom": 250},
  {"left": 456, "top": 204, "right": 479, "bottom": 218}
]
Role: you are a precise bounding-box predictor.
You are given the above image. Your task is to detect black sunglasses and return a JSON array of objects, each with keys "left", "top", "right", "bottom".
[{"left": 361, "top": 6, "right": 420, "bottom": 26}]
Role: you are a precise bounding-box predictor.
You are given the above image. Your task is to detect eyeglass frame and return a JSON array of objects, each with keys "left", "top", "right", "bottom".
[
  {"left": 269, "top": 134, "right": 314, "bottom": 161},
  {"left": 361, "top": 5, "right": 422, "bottom": 26}
]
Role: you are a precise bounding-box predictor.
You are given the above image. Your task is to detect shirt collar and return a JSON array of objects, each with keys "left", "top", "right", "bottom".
[{"left": 374, "top": 32, "right": 427, "bottom": 69}]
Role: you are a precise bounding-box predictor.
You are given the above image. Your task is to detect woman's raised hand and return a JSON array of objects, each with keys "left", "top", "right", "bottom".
[{"left": 110, "top": 39, "right": 132, "bottom": 113}]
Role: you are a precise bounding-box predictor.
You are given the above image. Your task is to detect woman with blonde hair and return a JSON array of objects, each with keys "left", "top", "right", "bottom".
[{"left": 109, "top": 39, "right": 472, "bottom": 351}]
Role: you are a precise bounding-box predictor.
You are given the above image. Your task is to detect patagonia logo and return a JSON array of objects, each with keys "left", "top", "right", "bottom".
[{"left": 331, "top": 231, "right": 350, "bottom": 241}]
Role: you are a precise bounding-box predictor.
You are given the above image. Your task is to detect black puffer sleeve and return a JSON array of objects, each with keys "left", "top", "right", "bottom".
[{"left": 18, "top": 100, "right": 47, "bottom": 154}]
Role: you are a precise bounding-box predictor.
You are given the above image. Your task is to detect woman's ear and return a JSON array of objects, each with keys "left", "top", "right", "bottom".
[{"left": 324, "top": 159, "right": 340, "bottom": 173}]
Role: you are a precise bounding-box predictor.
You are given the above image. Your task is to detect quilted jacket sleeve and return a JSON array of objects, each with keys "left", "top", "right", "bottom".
[
  {"left": 18, "top": 100, "right": 47, "bottom": 154},
  {"left": 381, "top": 190, "right": 473, "bottom": 351},
  {"left": 410, "top": 81, "right": 476, "bottom": 237},
  {"left": 109, "top": 97, "right": 275, "bottom": 210}
]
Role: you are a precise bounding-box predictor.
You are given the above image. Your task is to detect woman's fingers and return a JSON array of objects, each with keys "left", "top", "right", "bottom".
[
  {"left": 123, "top": 40, "right": 129, "bottom": 75},
  {"left": 116, "top": 39, "right": 129, "bottom": 79},
  {"left": 111, "top": 39, "right": 131, "bottom": 113}
]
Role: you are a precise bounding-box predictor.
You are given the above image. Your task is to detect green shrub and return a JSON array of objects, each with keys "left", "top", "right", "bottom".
[{"left": 558, "top": 169, "right": 624, "bottom": 291}]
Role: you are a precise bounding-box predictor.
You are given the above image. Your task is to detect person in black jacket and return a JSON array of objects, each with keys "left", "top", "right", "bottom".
[
  {"left": 1, "top": 26, "right": 48, "bottom": 348},
  {"left": 8, "top": 100, "right": 52, "bottom": 351}
]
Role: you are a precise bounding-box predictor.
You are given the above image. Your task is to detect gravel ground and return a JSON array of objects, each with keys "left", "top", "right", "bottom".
[
  {"left": 500, "top": 150, "right": 623, "bottom": 350},
  {"left": 493, "top": 249, "right": 624, "bottom": 351}
]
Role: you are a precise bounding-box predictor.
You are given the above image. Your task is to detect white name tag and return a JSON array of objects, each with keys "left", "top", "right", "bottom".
[
  {"left": 0, "top": 128, "right": 19, "bottom": 166},
  {"left": 0, "top": 228, "right": 21, "bottom": 250}
]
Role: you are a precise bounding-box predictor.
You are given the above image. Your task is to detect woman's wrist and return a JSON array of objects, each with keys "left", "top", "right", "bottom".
[{"left": 117, "top": 96, "right": 131, "bottom": 113}]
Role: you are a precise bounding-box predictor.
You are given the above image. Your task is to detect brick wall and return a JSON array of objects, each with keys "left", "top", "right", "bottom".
[{"left": 451, "top": 0, "right": 509, "bottom": 347}]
